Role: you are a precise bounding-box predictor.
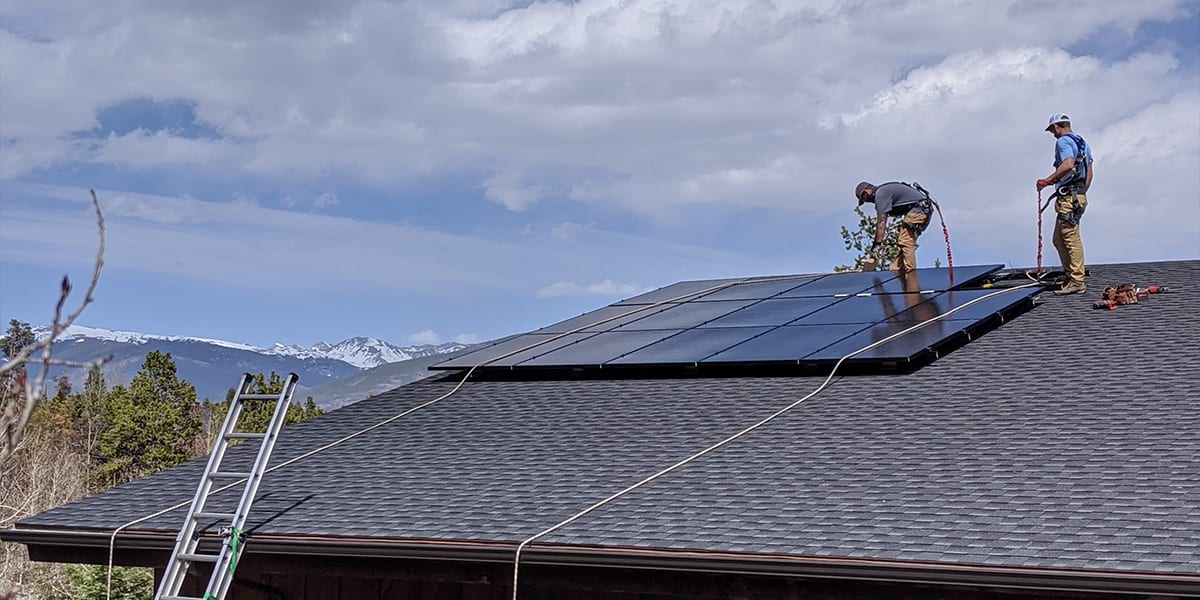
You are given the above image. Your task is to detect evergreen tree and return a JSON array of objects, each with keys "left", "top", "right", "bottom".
[
  {"left": 207, "top": 372, "right": 324, "bottom": 441},
  {"left": 61, "top": 564, "right": 151, "bottom": 600},
  {"left": 0, "top": 319, "right": 36, "bottom": 390},
  {"left": 97, "top": 351, "right": 201, "bottom": 487}
]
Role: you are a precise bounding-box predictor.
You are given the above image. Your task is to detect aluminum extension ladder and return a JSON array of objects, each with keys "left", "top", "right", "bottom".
[{"left": 155, "top": 372, "right": 300, "bottom": 600}]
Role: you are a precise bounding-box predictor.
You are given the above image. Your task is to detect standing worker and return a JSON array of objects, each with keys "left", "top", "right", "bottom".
[
  {"left": 853, "top": 181, "right": 932, "bottom": 273},
  {"left": 1037, "top": 113, "right": 1094, "bottom": 295}
]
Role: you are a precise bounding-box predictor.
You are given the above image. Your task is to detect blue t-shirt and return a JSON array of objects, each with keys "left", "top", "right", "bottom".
[
  {"left": 1054, "top": 134, "right": 1093, "bottom": 190},
  {"left": 872, "top": 182, "right": 926, "bottom": 217}
]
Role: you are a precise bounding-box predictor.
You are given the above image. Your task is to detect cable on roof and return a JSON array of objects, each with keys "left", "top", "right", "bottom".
[
  {"left": 104, "top": 272, "right": 825, "bottom": 599},
  {"left": 508, "top": 281, "right": 1041, "bottom": 600}
]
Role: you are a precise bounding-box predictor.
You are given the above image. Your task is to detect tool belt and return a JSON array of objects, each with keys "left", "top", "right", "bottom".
[
  {"left": 899, "top": 199, "right": 933, "bottom": 234},
  {"left": 1054, "top": 188, "right": 1086, "bottom": 226}
]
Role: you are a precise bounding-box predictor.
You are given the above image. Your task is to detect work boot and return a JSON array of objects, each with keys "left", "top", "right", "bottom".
[{"left": 1055, "top": 281, "right": 1087, "bottom": 295}]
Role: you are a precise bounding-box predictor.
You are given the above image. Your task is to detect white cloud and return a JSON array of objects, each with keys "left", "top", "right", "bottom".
[
  {"left": 1, "top": 0, "right": 1197, "bottom": 278},
  {"left": 313, "top": 192, "right": 340, "bottom": 209},
  {"left": 535, "top": 279, "right": 649, "bottom": 298},
  {"left": 453, "top": 333, "right": 481, "bottom": 344},
  {"left": 1, "top": 184, "right": 780, "bottom": 295},
  {"left": 407, "top": 329, "right": 441, "bottom": 345},
  {"left": 482, "top": 168, "right": 544, "bottom": 211},
  {"left": 823, "top": 48, "right": 1100, "bottom": 130}
]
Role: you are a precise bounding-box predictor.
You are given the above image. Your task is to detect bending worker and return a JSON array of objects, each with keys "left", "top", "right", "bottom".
[
  {"left": 1037, "top": 112, "right": 1094, "bottom": 295},
  {"left": 853, "top": 181, "right": 932, "bottom": 273}
]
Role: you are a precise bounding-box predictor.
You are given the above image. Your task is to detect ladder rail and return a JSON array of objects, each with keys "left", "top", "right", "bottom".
[
  {"left": 155, "top": 373, "right": 254, "bottom": 599},
  {"left": 204, "top": 372, "right": 300, "bottom": 600},
  {"left": 154, "top": 372, "right": 300, "bottom": 600}
]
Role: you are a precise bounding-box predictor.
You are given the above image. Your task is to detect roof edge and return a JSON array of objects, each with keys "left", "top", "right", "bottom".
[{"left": 6, "top": 527, "right": 1197, "bottom": 596}]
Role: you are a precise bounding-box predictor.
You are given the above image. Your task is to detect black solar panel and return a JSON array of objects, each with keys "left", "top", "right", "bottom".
[{"left": 431, "top": 264, "right": 1036, "bottom": 373}]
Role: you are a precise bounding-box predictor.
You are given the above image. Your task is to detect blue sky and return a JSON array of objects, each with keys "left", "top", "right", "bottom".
[{"left": 2, "top": 0, "right": 1198, "bottom": 349}]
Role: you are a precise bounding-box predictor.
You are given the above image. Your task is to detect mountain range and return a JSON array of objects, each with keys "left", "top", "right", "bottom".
[{"left": 33, "top": 325, "right": 469, "bottom": 409}]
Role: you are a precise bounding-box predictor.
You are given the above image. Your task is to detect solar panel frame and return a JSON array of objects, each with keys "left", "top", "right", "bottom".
[{"left": 429, "top": 265, "right": 1039, "bottom": 374}]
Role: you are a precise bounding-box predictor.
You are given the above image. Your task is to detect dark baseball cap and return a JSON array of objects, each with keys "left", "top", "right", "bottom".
[{"left": 855, "top": 181, "right": 873, "bottom": 205}]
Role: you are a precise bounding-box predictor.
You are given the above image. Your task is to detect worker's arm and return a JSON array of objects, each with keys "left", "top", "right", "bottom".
[
  {"left": 1084, "top": 160, "right": 1093, "bottom": 192},
  {"left": 1046, "top": 156, "right": 1074, "bottom": 184},
  {"left": 871, "top": 214, "right": 888, "bottom": 251}
]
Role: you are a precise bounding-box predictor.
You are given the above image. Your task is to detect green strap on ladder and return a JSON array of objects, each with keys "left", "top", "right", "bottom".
[{"left": 202, "top": 528, "right": 244, "bottom": 600}]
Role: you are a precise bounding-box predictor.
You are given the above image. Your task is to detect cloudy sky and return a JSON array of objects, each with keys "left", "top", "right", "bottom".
[{"left": 1, "top": 0, "right": 1197, "bottom": 349}]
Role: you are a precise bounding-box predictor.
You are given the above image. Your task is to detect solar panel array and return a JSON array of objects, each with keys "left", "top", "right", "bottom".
[{"left": 431, "top": 264, "right": 1039, "bottom": 374}]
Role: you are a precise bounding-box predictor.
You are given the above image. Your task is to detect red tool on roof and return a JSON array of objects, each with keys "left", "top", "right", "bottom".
[{"left": 1092, "top": 283, "right": 1169, "bottom": 310}]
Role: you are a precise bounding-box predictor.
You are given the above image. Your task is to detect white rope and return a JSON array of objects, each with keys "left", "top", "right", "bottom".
[
  {"left": 105, "top": 273, "right": 821, "bottom": 599},
  {"left": 509, "top": 281, "right": 1041, "bottom": 600}
]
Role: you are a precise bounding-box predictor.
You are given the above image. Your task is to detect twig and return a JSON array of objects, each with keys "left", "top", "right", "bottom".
[{"left": 0, "top": 190, "right": 105, "bottom": 465}]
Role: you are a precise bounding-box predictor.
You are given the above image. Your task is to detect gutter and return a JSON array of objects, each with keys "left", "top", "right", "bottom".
[{"left": 5, "top": 527, "right": 1198, "bottom": 597}]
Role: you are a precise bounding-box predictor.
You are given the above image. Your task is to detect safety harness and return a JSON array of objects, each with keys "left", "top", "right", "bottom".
[
  {"left": 1055, "top": 133, "right": 1090, "bottom": 226},
  {"left": 879, "top": 181, "right": 954, "bottom": 279}
]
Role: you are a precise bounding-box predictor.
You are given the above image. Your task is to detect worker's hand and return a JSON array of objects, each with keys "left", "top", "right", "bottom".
[{"left": 1036, "top": 178, "right": 1052, "bottom": 190}]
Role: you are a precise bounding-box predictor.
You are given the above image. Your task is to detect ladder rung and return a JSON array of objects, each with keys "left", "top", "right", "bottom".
[
  {"left": 224, "top": 432, "right": 266, "bottom": 440},
  {"left": 194, "top": 511, "right": 236, "bottom": 520},
  {"left": 238, "top": 393, "right": 279, "bottom": 401},
  {"left": 177, "top": 552, "right": 220, "bottom": 563},
  {"left": 162, "top": 596, "right": 205, "bottom": 600},
  {"left": 209, "top": 471, "right": 251, "bottom": 480}
]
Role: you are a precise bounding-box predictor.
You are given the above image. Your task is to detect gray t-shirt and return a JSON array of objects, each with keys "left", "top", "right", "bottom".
[{"left": 872, "top": 182, "right": 926, "bottom": 217}]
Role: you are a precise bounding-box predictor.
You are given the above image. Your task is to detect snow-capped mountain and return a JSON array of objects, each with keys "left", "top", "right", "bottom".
[
  {"left": 32, "top": 325, "right": 468, "bottom": 405},
  {"left": 265, "top": 336, "right": 459, "bottom": 368}
]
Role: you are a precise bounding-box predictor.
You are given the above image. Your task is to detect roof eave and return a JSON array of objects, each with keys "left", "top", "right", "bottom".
[{"left": 6, "top": 527, "right": 1197, "bottom": 596}]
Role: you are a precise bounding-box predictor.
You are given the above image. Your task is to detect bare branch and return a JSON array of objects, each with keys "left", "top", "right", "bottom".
[{"left": 0, "top": 190, "right": 105, "bottom": 465}]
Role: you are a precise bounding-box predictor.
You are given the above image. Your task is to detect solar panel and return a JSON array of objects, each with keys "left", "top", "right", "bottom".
[
  {"left": 865, "top": 264, "right": 1003, "bottom": 295},
  {"left": 806, "top": 287, "right": 1040, "bottom": 361},
  {"left": 610, "top": 299, "right": 756, "bottom": 331},
  {"left": 700, "top": 324, "right": 873, "bottom": 364},
  {"left": 515, "top": 330, "right": 683, "bottom": 367},
  {"left": 687, "top": 275, "right": 822, "bottom": 301},
  {"left": 608, "top": 327, "right": 772, "bottom": 365},
  {"left": 615, "top": 278, "right": 744, "bottom": 305},
  {"left": 535, "top": 304, "right": 672, "bottom": 334},
  {"left": 430, "top": 264, "right": 1033, "bottom": 375},
  {"left": 774, "top": 270, "right": 900, "bottom": 298},
  {"left": 698, "top": 297, "right": 840, "bottom": 328}
]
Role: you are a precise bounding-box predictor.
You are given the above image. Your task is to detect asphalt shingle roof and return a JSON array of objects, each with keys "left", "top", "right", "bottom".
[{"left": 13, "top": 260, "right": 1200, "bottom": 578}]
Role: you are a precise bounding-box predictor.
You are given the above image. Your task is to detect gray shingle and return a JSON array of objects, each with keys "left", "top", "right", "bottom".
[{"left": 12, "top": 260, "right": 1200, "bottom": 577}]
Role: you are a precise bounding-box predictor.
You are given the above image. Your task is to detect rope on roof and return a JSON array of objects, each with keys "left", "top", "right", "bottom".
[
  {"left": 509, "top": 281, "right": 1041, "bottom": 600},
  {"left": 105, "top": 272, "right": 824, "bottom": 599}
]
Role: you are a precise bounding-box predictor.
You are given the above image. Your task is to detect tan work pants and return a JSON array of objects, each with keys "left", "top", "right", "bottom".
[
  {"left": 1052, "top": 192, "right": 1087, "bottom": 285},
  {"left": 892, "top": 211, "right": 928, "bottom": 274}
]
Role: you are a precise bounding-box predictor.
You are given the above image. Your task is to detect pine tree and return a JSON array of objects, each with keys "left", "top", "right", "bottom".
[
  {"left": 97, "top": 351, "right": 201, "bottom": 487},
  {"left": 0, "top": 319, "right": 36, "bottom": 391},
  {"left": 207, "top": 372, "right": 324, "bottom": 442}
]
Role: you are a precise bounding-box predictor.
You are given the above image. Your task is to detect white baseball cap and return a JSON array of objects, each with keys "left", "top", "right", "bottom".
[{"left": 1045, "top": 113, "right": 1070, "bottom": 131}]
